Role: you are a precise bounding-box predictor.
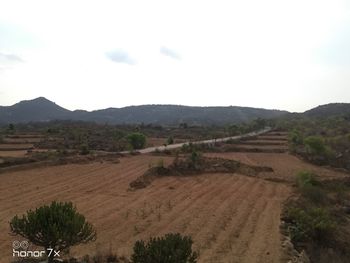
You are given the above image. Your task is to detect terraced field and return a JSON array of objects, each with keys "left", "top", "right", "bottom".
[
  {"left": 0, "top": 131, "right": 346, "bottom": 262},
  {"left": 224, "top": 132, "right": 289, "bottom": 154},
  {"left": 0, "top": 134, "right": 44, "bottom": 159}
]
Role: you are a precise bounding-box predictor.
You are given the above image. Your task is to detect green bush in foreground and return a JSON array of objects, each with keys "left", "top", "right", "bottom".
[
  {"left": 286, "top": 207, "right": 335, "bottom": 243},
  {"left": 296, "top": 171, "right": 319, "bottom": 188},
  {"left": 10, "top": 201, "right": 96, "bottom": 263},
  {"left": 131, "top": 233, "right": 198, "bottom": 263},
  {"left": 304, "top": 136, "right": 326, "bottom": 154},
  {"left": 296, "top": 171, "right": 326, "bottom": 204}
]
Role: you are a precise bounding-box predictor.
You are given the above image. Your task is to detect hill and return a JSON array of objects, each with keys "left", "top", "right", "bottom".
[
  {"left": 303, "top": 103, "right": 350, "bottom": 118},
  {"left": 0, "top": 97, "right": 287, "bottom": 125},
  {"left": 0, "top": 97, "right": 71, "bottom": 123}
]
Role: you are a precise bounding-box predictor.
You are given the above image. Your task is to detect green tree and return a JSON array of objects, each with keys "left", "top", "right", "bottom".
[
  {"left": 10, "top": 201, "right": 96, "bottom": 263},
  {"left": 127, "top": 132, "right": 147, "bottom": 150},
  {"left": 80, "top": 143, "right": 90, "bottom": 155},
  {"left": 304, "top": 136, "right": 326, "bottom": 155},
  {"left": 7, "top": 123, "right": 15, "bottom": 134},
  {"left": 289, "top": 129, "right": 303, "bottom": 146},
  {"left": 167, "top": 136, "right": 174, "bottom": 145},
  {"left": 131, "top": 233, "right": 198, "bottom": 263}
]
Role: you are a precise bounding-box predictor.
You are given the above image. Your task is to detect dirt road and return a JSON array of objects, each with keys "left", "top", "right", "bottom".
[{"left": 122, "top": 128, "right": 271, "bottom": 154}]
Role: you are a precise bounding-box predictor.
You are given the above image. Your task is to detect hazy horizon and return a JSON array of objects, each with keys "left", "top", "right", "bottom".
[
  {"left": 1, "top": 0, "right": 350, "bottom": 112},
  {"left": 1, "top": 95, "right": 346, "bottom": 114}
]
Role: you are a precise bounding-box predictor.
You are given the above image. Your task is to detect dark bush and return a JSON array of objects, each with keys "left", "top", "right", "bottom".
[
  {"left": 167, "top": 136, "right": 174, "bottom": 145},
  {"left": 127, "top": 133, "right": 146, "bottom": 150},
  {"left": 80, "top": 144, "right": 90, "bottom": 155},
  {"left": 131, "top": 233, "right": 198, "bottom": 263},
  {"left": 296, "top": 171, "right": 326, "bottom": 204},
  {"left": 286, "top": 207, "right": 335, "bottom": 244},
  {"left": 296, "top": 171, "right": 319, "bottom": 188},
  {"left": 304, "top": 136, "right": 327, "bottom": 155},
  {"left": 10, "top": 201, "right": 96, "bottom": 263}
]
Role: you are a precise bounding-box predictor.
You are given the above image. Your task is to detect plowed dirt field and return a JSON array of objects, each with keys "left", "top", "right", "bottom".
[
  {"left": 0, "top": 154, "right": 290, "bottom": 263},
  {"left": 1, "top": 131, "right": 345, "bottom": 262}
]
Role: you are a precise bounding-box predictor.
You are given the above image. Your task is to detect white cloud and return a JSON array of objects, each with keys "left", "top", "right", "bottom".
[
  {"left": 160, "top": 46, "right": 181, "bottom": 60},
  {"left": 0, "top": 52, "right": 23, "bottom": 63},
  {"left": 105, "top": 49, "right": 136, "bottom": 65}
]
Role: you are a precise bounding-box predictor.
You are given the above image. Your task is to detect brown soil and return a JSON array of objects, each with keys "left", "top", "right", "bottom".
[
  {"left": 238, "top": 140, "right": 287, "bottom": 146},
  {"left": 2, "top": 137, "right": 42, "bottom": 144},
  {"left": 226, "top": 144, "right": 288, "bottom": 150},
  {"left": 129, "top": 156, "right": 274, "bottom": 190},
  {"left": 146, "top": 137, "right": 167, "bottom": 147},
  {"left": 0, "top": 150, "right": 29, "bottom": 158},
  {"left": 0, "top": 144, "right": 34, "bottom": 150},
  {"left": 253, "top": 136, "right": 288, "bottom": 141},
  {"left": 146, "top": 137, "right": 186, "bottom": 147},
  {"left": 1, "top": 131, "right": 346, "bottom": 263},
  {"left": 204, "top": 152, "right": 349, "bottom": 182},
  {"left": 219, "top": 131, "right": 289, "bottom": 154},
  {"left": 222, "top": 146, "right": 288, "bottom": 154},
  {"left": 0, "top": 154, "right": 290, "bottom": 263},
  {"left": 5, "top": 134, "right": 44, "bottom": 139},
  {"left": 264, "top": 132, "right": 289, "bottom": 136}
]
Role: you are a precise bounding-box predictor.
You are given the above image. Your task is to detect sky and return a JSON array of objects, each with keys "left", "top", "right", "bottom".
[{"left": 0, "top": 0, "right": 349, "bottom": 112}]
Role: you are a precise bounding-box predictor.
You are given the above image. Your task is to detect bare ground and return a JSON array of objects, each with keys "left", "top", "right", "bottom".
[
  {"left": 0, "top": 155, "right": 290, "bottom": 263},
  {"left": 1, "top": 131, "right": 347, "bottom": 263},
  {"left": 0, "top": 144, "right": 34, "bottom": 150},
  {"left": 204, "top": 152, "right": 349, "bottom": 182}
]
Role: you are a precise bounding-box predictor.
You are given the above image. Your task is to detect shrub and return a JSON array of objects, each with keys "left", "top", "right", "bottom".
[
  {"left": 289, "top": 129, "right": 303, "bottom": 146},
  {"left": 296, "top": 171, "right": 319, "bottom": 188},
  {"left": 10, "top": 201, "right": 96, "bottom": 263},
  {"left": 80, "top": 143, "right": 90, "bottom": 155},
  {"left": 156, "top": 159, "right": 164, "bottom": 168},
  {"left": 127, "top": 133, "right": 147, "bottom": 150},
  {"left": 288, "top": 129, "right": 303, "bottom": 152},
  {"left": 131, "top": 233, "right": 198, "bottom": 263},
  {"left": 167, "top": 136, "right": 174, "bottom": 145},
  {"left": 8, "top": 123, "right": 15, "bottom": 132},
  {"left": 296, "top": 171, "right": 326, "bottom": 204},
  {"left": 286, "top": 207, "right": 335, "bottom": 243},
  {"left": 189, "top": 151, "right": 201, "bottom": 167},
  {"left": 304, "top": 136, "right": 327, "bottom": 155},
  {"left": 181, "top": 143, "right": 192, "bottom": 153},
  {"left": 300, "top": 184, "right": 327, "bottom": 204}
]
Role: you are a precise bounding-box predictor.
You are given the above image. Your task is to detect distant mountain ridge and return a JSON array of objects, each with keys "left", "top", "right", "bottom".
[
  {"left": 1, "top": 98, "right": 348, "bottom": 126},
  {"left": 0, "top": 97, "right": 288, "bottom": 125},
  {"left": 303, "top": 103, "right": 350, "bottom": 118}
]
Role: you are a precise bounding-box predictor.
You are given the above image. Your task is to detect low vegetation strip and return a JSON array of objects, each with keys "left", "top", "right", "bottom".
[
  {"left": 129, "top": 155, "right": 273, "bottom": 190},
  {"left": 238, "top": 141, "right": 287, "bottom": 145},
  {"left": 281, "top": 171, "right": 350, "bottom": 262},
  {"left": 221, "top": 146, "right": 288, "bottom": 153}
]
